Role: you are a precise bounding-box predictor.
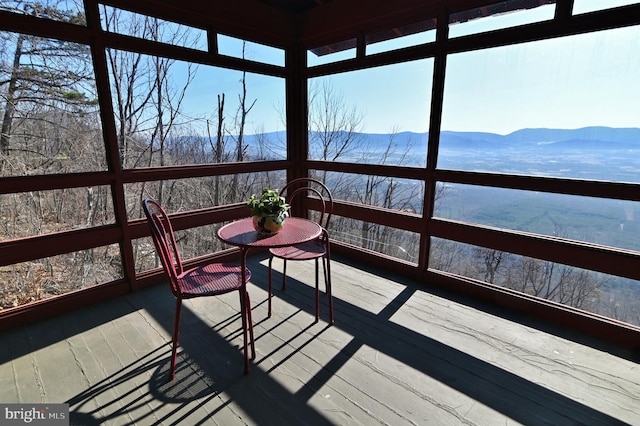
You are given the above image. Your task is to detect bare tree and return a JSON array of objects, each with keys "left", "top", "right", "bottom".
[
  {"left": 228, "top": 42, "right": 257, "bottom": 197},
  {"left": 0, "top": 2, "right": 93, "bottom": 173},
  {"left": 429, "top": 234, "right": 604, "bottom": 311},
  {"left": 307, "top": 81, "right": 429, "bottom": 261},
  {"left": 145, "top": 30, "right": 195, "bottom": 207},
  {"left": 470, "top": 247, "right": 508, "bottom": 283},
  {"left": 207, "top": 93, "right": 227, "bottom": 206},
  {"left": 502, "top": 256, "right": 600, "bottom": 309},
  {"left": 99, "top": 6, "right": 207, "bottom": 272},
  {"left": 308, "top": 80, "right": 364, "bottom": 171},
  {"left": 353, "top": 131, "right": 423, "bottom": 257},
  {"left": 429, "top": 238, "right": 465, "bottom": 272},
  {"left": 101, "top": 6, "right": 200, "bottom": 209}
]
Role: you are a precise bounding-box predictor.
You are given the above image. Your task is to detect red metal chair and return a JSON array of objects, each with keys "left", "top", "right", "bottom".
[
  {"left": 142, "top": 198, "right": 255, "bottom": 380},
  {"left": 267, "top": 178, "right": 334, "bottom": 324}
]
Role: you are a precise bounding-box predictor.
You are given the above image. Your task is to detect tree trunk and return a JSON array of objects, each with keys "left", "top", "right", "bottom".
[
  {"left": 215, "top": 93, "right": 225, "bottom": 206},
  {"left": 0, "top": 33, "right": 24, "bottom": 164}
]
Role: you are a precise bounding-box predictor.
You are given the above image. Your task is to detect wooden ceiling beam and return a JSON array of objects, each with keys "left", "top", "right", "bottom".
[{"left": 100, "top": 0, "right": 295, "bottom": 47}]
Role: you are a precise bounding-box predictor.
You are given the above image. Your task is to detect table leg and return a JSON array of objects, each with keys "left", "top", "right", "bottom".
[{"left": 240, "top": 247, "right": 251, "bottom": 374}]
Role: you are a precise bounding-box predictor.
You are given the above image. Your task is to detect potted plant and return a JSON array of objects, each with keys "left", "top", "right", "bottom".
[{"left": 247, "top": 187, "right": 290, "bottom": 235}]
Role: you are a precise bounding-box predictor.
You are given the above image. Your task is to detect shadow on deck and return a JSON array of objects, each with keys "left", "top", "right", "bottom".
[{"left": 1, "top": 254, "right": 638, "bottom": 425}]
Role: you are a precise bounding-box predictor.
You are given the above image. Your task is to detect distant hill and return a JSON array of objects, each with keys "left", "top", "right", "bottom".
[
  {"left": 438, "top": 126, "right": 640, "bottom": 150},
  {"left": 243, "top": 126, "right": 640, "bottom": 154},
  {"left": 504, "top": 127, "right": 640, "bottom": 144},
  {"left": 356, "top": 127, "right": 640, "bottom": 151},
  {"left": 539, "top": 138, "right": 640, "bottom": 151},
  {"left": 439, "top": 131, "right": 507, "bottom": 149}
]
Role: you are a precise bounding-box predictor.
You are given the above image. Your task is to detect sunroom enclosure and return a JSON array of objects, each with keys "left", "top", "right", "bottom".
[{"left": 1, "top": 0, "right": 640, "bottom": 350}]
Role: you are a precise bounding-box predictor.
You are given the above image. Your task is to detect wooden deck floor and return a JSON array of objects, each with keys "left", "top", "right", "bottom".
[{"left": 1, "top": 253, "right": 638, "bottom": 425}]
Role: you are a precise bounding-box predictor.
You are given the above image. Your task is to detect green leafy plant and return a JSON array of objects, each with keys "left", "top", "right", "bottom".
[{"left": 247, "top": 188, "right": 290, "bottom": 217}]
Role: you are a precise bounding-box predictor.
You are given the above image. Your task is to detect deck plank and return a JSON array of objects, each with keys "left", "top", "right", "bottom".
[{"left": 0, "top": 253, "right": 638, "bottom": 425}]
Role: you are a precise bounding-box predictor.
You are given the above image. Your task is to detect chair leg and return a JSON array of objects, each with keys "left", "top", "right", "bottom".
[
  {"left": 324, "top": 256, "right": 334, "bottom": 325},
  {"left": 169, "top": 298, "right": 183, "bottom": 381},
  {"left": 314, "top": 258, "right": 320, "bottom": 323},
  {"left": 267, "top": 256, "right": 274, "bottom": 317},
  {"left": 281, "top": 259, "right": 288, "bottom": 291},
  {"left": 245, "top": 291, "right": 256, "bottom": 360},
  {"left": 239, "top": 289, "right": 250, "bottom": 374}
]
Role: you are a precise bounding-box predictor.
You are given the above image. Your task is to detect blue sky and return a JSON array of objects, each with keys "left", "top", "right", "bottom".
[
  {"left": 118, "top": 1, "right": 640, "bottom": 137},
  {"left": 7, "top": 0, "right": 637, "bottom": 137},
  {"left": 441, "top": 23, "right": 640, "bottom": 134}
]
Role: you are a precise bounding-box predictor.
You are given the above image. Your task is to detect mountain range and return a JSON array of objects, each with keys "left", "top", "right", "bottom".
[
  {"left": 241, "top": 126, "right": 640, "bottom": 160},
  {"left": 245, "top": 126, "right": 640, "bottom": 148},
  {"left": 354, "top": 126, "right": 640, "bottom": 150},
  {"left": 438, "top": 126, "right": 640, "bottom": 151}
]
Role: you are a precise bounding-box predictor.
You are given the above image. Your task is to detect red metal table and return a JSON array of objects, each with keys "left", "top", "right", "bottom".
[{"left": 217, "top": 216, "right": 322, "bottom": 373}]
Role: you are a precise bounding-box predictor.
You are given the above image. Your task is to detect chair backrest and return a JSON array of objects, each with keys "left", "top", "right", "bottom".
[
  {"left": 142, "top": 198, "right": 184, "bottom": 296},
  {"left": 279, "top": 178, "right": 333, "bottom": 229}
]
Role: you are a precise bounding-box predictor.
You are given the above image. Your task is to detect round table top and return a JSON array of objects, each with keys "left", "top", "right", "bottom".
[{"left": 217, "top": 217, "right": 322, "bottom": 249}]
